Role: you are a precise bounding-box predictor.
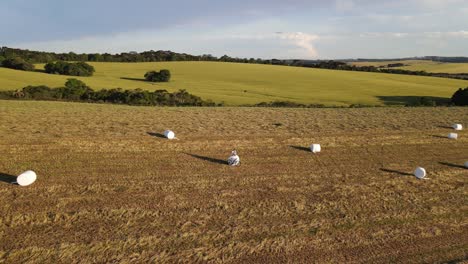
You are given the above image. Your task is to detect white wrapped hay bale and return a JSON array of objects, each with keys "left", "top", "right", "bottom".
[
  {"left": 448, "top": 133, "right": 458, "bottom": 140},
  {"left": 17, "top": 170, "right": 37, "bottom": 186},
  {"left": 452, "top": 124, "right": 463, "bottom": 131},
  {"left": 164, "top": 130, "right": 175, "bottom": 140},
  {"left": 228, "top": 150, "right": 240, "bottom": 166},
  {"left": 465, "top": 161, "right": 468, "bottom": 168},
  {"left": 310, "top": 144, "right": 321, "bottom": 154},
  {"left": 414, "top": 167, "right": 426, "bottom": 179}
]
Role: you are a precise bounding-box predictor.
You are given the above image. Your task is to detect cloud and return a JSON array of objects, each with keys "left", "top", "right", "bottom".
[
  {"left": 206, "top": 32, "right": 321, "bottom": 58},
  {"left": 411, "top": 0, "right": 466, "bottom": 8},
  {"left": 358, "top": 32, "right": 409, "bottom": 38},
  {"left": 276, "top": 32, "right": 320, "bottom": 57},
  {"left": 334, "top": 0, "right": 355, "bottom": 12},
  {"left": 446, "top": 31, "right": 468, "bottom": 38},
  {"left": 358, "top": 31, "right": 468, "bottom": 39}
]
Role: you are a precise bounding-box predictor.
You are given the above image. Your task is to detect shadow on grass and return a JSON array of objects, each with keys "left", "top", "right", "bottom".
[
  {"left": 147, "top": 132, "right": 166, "bottom": 139},
  {"left": 0, "top": 173, "right": 17, "bottom": 185},
  {"left": 33, "top": 69, "right": 47, "bottom": 73},
  {"left": 380, "top": 168, "right": 412, "bottom": 176},
  {"left": 183, "top": 153, "right": 227, "bottom": 165},
  {"left": 432, "top": 135, "right": 448, "bottom": 139},
  {"left": 437, "top": 125, "right": 453, "bottom": 129},
  {"left": 121, "top": 77, "right": 148, "bottom": 82},
  {"left": 439, "top": 162, "right": 466, "bottom": 169},
  {"left": 289, "top": 145, "right": 311, "bottom": 153},
  {"left": 376, "top": 96, "right": 450, "bottom": 106}
]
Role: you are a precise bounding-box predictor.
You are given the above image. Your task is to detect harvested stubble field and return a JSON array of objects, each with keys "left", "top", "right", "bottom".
[{"left": 0, "top": 100, "right": 467, "bottom": 263}]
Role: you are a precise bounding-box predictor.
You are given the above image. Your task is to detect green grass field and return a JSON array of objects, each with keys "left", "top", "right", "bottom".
[
  {"left": 1, "top": 61, "right": 468, "bottom": 106},
  {"left": 351, "top": 60, "right": 468, "bottom": 74}
]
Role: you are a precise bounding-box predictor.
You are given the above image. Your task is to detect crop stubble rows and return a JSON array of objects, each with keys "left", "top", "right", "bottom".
[{"left": 0, "top": 101, "right": 467, "bottom": 263}]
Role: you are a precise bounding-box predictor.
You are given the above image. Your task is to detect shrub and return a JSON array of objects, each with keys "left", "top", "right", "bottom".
[
  {"left": 44, "top": 61, "right": 95, "bottom": 76},
  {"left": 144, "top": 69, "right": 171, "bottom": 82},
  {"left": 1, "top": 79, "right": 216, "bottom": 107},
  {"left": 1, "top": 57, "right": 35, "bottom": 71},
  {"left": 21, "top": 85, "right": 60, "bottom": 100},
  {"left": 451, "top": 87, "right": 468, "bottom": 106}
]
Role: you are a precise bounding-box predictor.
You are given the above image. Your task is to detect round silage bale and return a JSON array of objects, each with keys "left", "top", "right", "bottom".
[
  {"left": 310, "top": 144, "right": 321, "bottom": 154},
  {"left": 164, "top": 130, "right": 175, "bottom": 140},
  {"left": 17, "top": 170, "right": 37, "bottom": 186},
  {"left": 414, "top": 167, "right": 427, "bottom": 179},
  {"left": 452, "top": 124, "right": 463, "bottom": 131},
  {"left": 227, "top": 150, "right": 240, "bottom": 166},
  {"left": 448, "top": 133, "right": 458, "bottom": 140}
]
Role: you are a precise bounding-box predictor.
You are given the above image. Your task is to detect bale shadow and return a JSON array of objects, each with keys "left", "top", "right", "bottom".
[
  {"left": 289, "top": 145, "right": 311, "bottom": 153},
  {"left": 121, "top": 77, "right": 148, "bottom": 82},
  {"left": 432, "top": 135, "right": 448, "bottom": 139},
  {"left": 437, "top": 125, "right": 453, "bottom": 129},
  {"left": 380, "top": 168, "right": 412, "bottom": 176},
  {"left": 439, "top": 162, "right": 466, "bottom": 169},
  {"left": 184, "top": 153, "right": 227, "bottom": 165},
  {"left": 0, "top": 173, "right": 17, "bottom": 184},
  {"left": 147, "top": 132, "right": 166, "bottom": 139}
]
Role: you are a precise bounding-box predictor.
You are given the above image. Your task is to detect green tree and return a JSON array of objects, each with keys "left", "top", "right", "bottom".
[
  {"left": 451, "top": 87, "right": 468, "bottom": 106},
  {"left": 158, "top": 69, "right": 171, "bottom": 82},
  {"left": 144, "top": 69, "right": 171, "bottom": 82},
  {"left": 61, "top": 79, "right": 91, "bottom": 100},
  {"left": 44, "top": 61, "right": 94, "bottom": 76},
  {"left": 144, "top": 71, "right": 159, "bottom": 82},
  {"left": 1, "top": 57, "right": 35, "bottom": 71}
]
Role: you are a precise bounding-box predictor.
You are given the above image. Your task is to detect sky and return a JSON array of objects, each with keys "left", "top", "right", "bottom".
[{"left": 2, "top": 0, "right": 468, "bottom": 59}]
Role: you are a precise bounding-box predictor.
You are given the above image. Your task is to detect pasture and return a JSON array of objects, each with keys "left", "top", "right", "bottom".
[
  {"left": 0, "top": 100, "right": 467, "bottom": 263},
  {"left": 1, "top": 61, "right": 467, "bottom": 106},
  {"left": 351, "top": 60, "right": 468, "bottom": 74}
]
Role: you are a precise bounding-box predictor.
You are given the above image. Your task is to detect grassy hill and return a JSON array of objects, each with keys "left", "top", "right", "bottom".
[
  {"left": 1, "top": 61, "right": 468, "bottom": 106},
  {"left": 351, "top": 60, "right": 468, "bottom": 74}
]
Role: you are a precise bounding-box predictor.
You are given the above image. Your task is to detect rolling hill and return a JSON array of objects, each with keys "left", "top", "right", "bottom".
[
  {"left": 351, "top": 60, "right": 468, "bottom": 74},
  {"left": 1, "top": 61, "right": 467, "bottom": 106}
]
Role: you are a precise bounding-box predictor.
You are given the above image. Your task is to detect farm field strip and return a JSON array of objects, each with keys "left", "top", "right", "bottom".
[{"left": 350, "top": 60, "right": 468, "bottom": 74}]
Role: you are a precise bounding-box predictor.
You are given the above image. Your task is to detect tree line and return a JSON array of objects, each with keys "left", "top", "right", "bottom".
[
  {"left": 1, "top": 79, "right": 466, "bottom": 107},
  {"left": 2, "top": 46, "right": 468, "bottom": 82},
  {"left": 0, "top": 46, "right": 257, "bottom": 64},
  {"left": 293, "top": 60, "right": 468, "bottom": 80},
  {"left": 0, "top": 79, "right": 217, "bottom": 106}
]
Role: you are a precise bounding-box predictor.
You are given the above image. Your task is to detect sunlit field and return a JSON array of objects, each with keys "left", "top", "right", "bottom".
[
  {"left": 1, "top": 100, "right": 467, "bottom": 263},
  {"left": 351, "top": 60, "right": 468, "bottom": 74},
  {"left": 1, "top": 61, "right": 467, "bottom": 105}
]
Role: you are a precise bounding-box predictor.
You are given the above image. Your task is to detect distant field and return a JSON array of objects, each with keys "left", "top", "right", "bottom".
[
  {"left": 1, "top": 61, "right": 468, "bottom": 106},
  {"left": 1, "top": 100, "right": 467, "bottom": 263},
  {"left": 351, "top": 60, "right": 468, "bottom": 74}
]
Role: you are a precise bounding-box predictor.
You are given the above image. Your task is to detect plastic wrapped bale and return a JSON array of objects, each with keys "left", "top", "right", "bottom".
[
  {"left": 310, "top": 144, "right": 321, "bottom": 154},
  {"left": 448, "top": 133, "right": 458, "bottom": 140},
  {"left": 452, "top": 124, "right": 463, "bottom": 131},
  {"left": 414, "top": 167, "right": 426, "bottom": 179},
  {"left": 227, "top": 150, "right": 240, "bottom": 166},
  {"left": 17, "top": 170, "right": 37, "bottom": 186},
  {"left": 465, "top": 161, "right": 468, "bottom": 169},
  {"left": 164, "top": 130, "right": 175, "bottom": 140}
]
